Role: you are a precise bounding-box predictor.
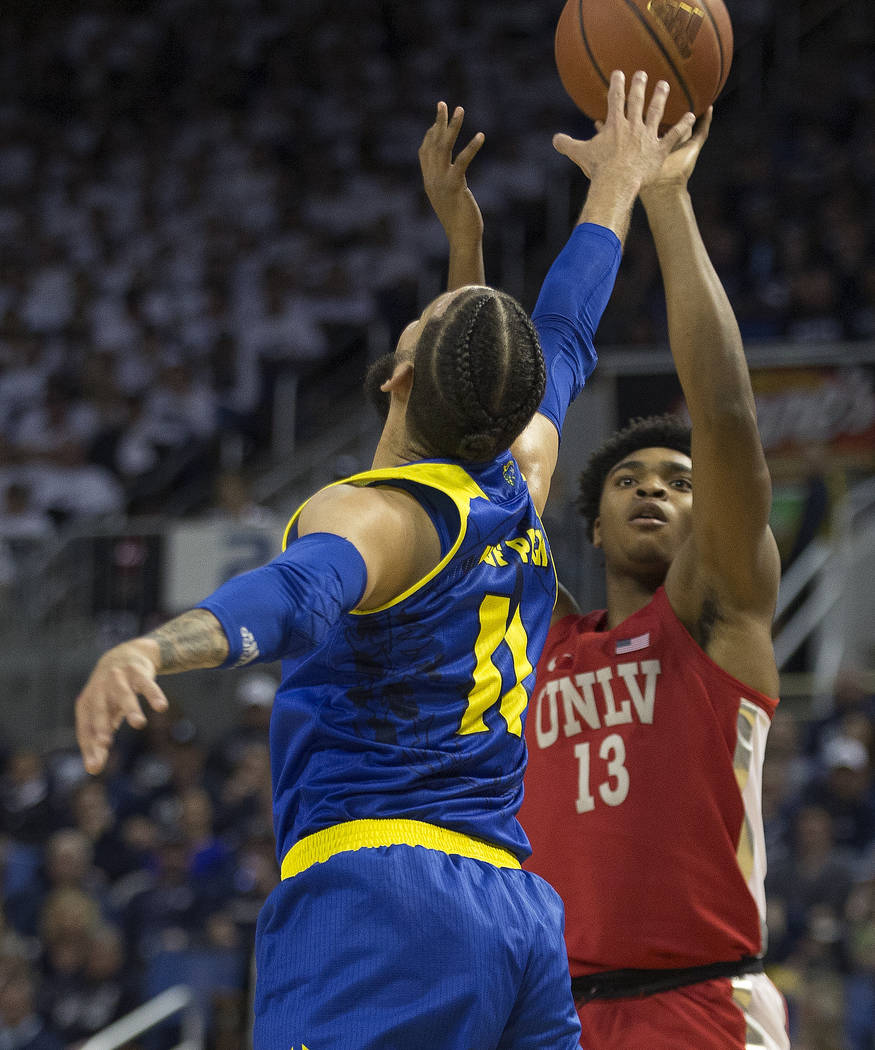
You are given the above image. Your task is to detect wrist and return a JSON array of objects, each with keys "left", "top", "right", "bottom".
[
  {"left": 640, "top": 181, "right": 690, "bottom": 209},
  {"left": 126, "top": 637, "right": 161, "bottom": 671},
  {"left": 578, "top": 180, "right": 638, "bottom": 241}
]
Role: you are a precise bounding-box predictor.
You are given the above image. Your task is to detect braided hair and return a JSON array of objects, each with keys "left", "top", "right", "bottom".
[
  {"left": 406, "top": 287, "right": 545, "bottom": 462},
  {"left": 578, "top": 414, "right": 692, "bottom": 541}
]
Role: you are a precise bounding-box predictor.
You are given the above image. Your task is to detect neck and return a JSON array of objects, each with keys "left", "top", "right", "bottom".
[
  {"left": 603, "top": 564, "right": 664, "bottom": 629},
  {"left": 371, "top": 426, "right": 419, "bottom": 470}
]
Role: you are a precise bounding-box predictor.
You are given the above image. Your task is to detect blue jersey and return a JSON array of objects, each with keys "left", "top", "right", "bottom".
[{"left": 270, "top": 454, "right": 557, "bottom": 865}]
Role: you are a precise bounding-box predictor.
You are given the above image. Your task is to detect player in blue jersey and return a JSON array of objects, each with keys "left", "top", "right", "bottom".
[{"left": 76, "top": 72, "right": 694, "bottom": 1050}]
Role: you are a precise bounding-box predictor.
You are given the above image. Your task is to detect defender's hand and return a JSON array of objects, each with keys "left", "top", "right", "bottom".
[
  {"left": 553, "top": 70, "right": 695, "bottom": 193},
  {"left": 75, "top": 640, "right": 168, "bottom": 775},
  {"left": 419, "top": 101, "right": 485, "bottom": 244}
]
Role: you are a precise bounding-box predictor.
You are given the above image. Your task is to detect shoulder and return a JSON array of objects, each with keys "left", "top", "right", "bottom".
[
  {"left": 664, "top": 529, "right": 781, "bottom": 626},
  {"left": 298, "top": 482, "right": 422, "bottom": 536}
]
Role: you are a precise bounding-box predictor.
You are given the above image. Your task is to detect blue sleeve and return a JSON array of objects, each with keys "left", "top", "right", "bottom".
[
  {"left": 196, "top": 532, "right": 368, "bottom": 667},
  {"left": 532, "top": 222, "right": 622, "bottom": 433}
]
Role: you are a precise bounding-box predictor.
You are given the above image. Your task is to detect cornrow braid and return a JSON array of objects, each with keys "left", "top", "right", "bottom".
[
  {"left": 578, "top": 414, "right": 692, "bottom": 541},
  {"left": 407, "top": 287, "right": 546, "bottom": 462}
]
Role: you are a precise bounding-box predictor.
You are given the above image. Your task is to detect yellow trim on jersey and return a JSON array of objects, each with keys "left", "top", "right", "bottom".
[
  {"left": 282, "top": 462, "right": 488, "bottom": 615},
  {"left": 532, "top": 500, "right": 559, "bottom": 610},
  {"left": 280, "top": 817, "right": 521, "bottom": 880}
]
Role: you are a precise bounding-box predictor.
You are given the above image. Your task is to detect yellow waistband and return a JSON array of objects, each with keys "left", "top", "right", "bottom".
[{"left": 281, "top": 817, "right": 522, "bottom": 880}]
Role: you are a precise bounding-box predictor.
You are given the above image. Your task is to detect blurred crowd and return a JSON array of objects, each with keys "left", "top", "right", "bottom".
[
  {"left": 0, "top": 0, "right": 873, "bottom": 540},
  {"left": 764, "top": 668, "right": 875, "bottom": 1050},
  {"left": 0, "top": 670, "right": 278, "bottom": 1049}
]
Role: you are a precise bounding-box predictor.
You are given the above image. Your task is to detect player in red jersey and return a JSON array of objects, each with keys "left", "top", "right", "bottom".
[{"left": 516, "top": 110, "right": 792, "bottom": 1048}]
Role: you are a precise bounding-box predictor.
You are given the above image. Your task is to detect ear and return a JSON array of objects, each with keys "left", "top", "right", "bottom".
[
  {"left": 591, "top": 516, "right": 602, "bottom": 549},
  {"left": 381, "top": 359, "right": 414, "bottom": 397}
]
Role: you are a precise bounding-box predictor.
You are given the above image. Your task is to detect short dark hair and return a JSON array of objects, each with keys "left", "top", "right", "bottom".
[
  {"left": 578, "top": 414, "right": 692, "bottom": 540},
  {"left": 365, "top": 287, "right": 546, "bottom": 463}
]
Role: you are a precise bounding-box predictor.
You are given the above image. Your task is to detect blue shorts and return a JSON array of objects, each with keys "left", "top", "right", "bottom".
[{"left": 253, "top": 833, "right": 581, "bottom": 1050}]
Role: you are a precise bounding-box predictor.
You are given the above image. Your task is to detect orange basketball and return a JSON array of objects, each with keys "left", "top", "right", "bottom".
[{"left": 554, "top": 0, "right": 733, "bottom": 126}]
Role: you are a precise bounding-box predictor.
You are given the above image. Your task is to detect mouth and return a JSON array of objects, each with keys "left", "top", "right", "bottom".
[{"left": 628, "top": 502, "right": 667, "bottom": 525}]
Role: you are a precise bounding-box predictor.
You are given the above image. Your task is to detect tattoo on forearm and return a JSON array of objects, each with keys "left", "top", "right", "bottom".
[{"left": 147, "top": 609, "right": 229, "bottom": 673}]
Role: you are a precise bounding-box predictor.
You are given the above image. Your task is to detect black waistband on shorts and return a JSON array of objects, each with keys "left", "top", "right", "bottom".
[{"left": 571, "top": 955, "right": 764, "bottom": 1003}]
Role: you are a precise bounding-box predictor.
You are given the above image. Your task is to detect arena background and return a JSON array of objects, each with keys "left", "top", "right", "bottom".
[{"left": 0, "top": 1, "right": 872, "bottom": 1047}]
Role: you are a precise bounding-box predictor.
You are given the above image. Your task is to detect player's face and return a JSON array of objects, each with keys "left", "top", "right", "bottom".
[{"left": 593, "top": 446, "right": 693, "bottom": 575}]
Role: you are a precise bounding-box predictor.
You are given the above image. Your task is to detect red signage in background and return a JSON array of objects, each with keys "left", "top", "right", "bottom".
[
  {"left": 751, "top": 366, "right": 875, "bottom": 471},
  {"left": 618, "top": 364, "right": 875, "bottom": 477},
  {"left": 615, "top": 363, "right": 875, "bottom": 563}
]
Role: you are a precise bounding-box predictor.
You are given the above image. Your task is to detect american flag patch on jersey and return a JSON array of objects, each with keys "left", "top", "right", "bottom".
[{"left": 615, "top": 632, "right": 650, "bottom": 654}]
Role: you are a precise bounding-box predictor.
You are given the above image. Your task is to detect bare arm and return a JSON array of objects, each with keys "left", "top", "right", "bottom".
[
  {"left": 147, "top": 608, "right": 231, "bottom": 671},
  {"left": 641, "top": 111, "right": 780, "bottom": 621},
  {"left": 513, "top": 72, "right": 695, "bottom": 515},
  {"left": 418, "top": 102, "right": 485, "bottom": 290}
]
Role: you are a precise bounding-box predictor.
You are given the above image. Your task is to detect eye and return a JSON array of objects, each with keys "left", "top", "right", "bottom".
[
  {"left": 671, "top": 478, "right": 692, "bottom": 492},
  {"left": 616, "top": 476, "right": 636, "bottom": 487}
]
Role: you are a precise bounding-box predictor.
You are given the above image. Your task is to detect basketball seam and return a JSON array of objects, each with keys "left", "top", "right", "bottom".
[
  {"left": 701, "top": 0, "right": 727, "bottom": 92},
  {"left": 576, "top": 0, "right": 610, "bottom": 91},
  {"left": 617, "top": 0, "right": 695, "bottom": 114}
]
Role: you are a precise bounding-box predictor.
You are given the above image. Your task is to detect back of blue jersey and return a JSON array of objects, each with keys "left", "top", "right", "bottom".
[{"left": 270, "top": 454, "right": 557, "bottom": 862}]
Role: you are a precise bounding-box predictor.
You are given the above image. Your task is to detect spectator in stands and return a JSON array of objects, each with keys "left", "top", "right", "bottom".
[
  {"left": 806, "top": 668, "right": 875, "bottom": 761},
  {"left": 0, "top": 483, "right": 55, "bottom": 545},
  {"left": 207, "top": 671, "right": 275, "bottom": 783},
  {"left": 207, "top": 470, "right": 280, "bottom": 531},
  {"left": 767, "top": 804, "right": 857, "bottom": 966},
  {"left": 844, "top": 857, "right": 875, "bottom": 1050},
  {"left": 803, "top": 736, "right": 875, "bottom": 854},
  {"left": 68, "top": 778, "right": 152, "bottom": 886},
  {"left": 121, "top": 830, "right": 208, "bottom": 965},
  {"left": 5, "top": 829, "right": 108, "bottom": 940},
  {"left": 0, "top": 960, "right": 64, "bottom": 1050},
  {"left": 214, "top": 742, "right": 272, "bottom": 849},
  {"left": 177, "top": 787, "right": 235, "bottom": 912},
  {"left": 36, "top": 887, "right": 103, "bottom": 1047},
  {"left": 0, "top": 750, "right": 59, "bottom": 847},
  {"left": 71, "top": 923, "right": 138, "bottom": 1046}
]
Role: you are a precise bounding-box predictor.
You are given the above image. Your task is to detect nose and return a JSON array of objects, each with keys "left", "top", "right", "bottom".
[{"left": 636, "top": 480, "right": 666, "bottom": 498}]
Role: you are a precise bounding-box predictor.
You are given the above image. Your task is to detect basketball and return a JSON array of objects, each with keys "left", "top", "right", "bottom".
[{"left": 554, "top": 0, "right": 733, "bottom": 126}]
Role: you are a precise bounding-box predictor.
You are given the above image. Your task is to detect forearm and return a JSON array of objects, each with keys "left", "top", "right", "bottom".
[
  {"left": 446, "top": 235, "right": 484, "bottom": 290},
  {"left": 578, "top": 174, "right": 640, "bottom": 247},
  {"left": 145, "top": 608, "right": 230, "bottom": 673},
  {"left": 642, "top": 185, "right": 755, "bottom": 421},
  {"left": 533, "top": 223, "right": 622, "bottom": 433}
]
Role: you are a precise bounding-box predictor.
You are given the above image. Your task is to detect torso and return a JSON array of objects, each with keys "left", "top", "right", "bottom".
[
  {"left": 519, "top": 587, "right": 778, "bottom": 973},
  {"left": 271, "top": 455, "right": 558, "bottom": 865}
]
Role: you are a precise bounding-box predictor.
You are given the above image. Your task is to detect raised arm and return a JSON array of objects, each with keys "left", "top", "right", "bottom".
[
  {"left": 512, "top": 71, "right": 695, "bottom": 515},
  {"left": 418, "top": 102, "right": 485, "bottom": 290},
  {"left": 640, "top": 110, "right": 780, "bottom": 624}
]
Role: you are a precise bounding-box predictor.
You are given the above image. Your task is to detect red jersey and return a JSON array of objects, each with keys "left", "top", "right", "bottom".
[{"left": 519, "top": 586, "right": 778, "bottom": 975}]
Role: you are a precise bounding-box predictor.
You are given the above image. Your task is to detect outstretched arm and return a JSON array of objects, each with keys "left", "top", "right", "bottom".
[
  {"left": 641, "top": 109, "right": 780, "bottom": 623},
  {"left": 75, "top": 485, "right": 436, "bottom": 775},
  {"left": 512, "top": 71, "right": 695, "bottom": 515}
]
